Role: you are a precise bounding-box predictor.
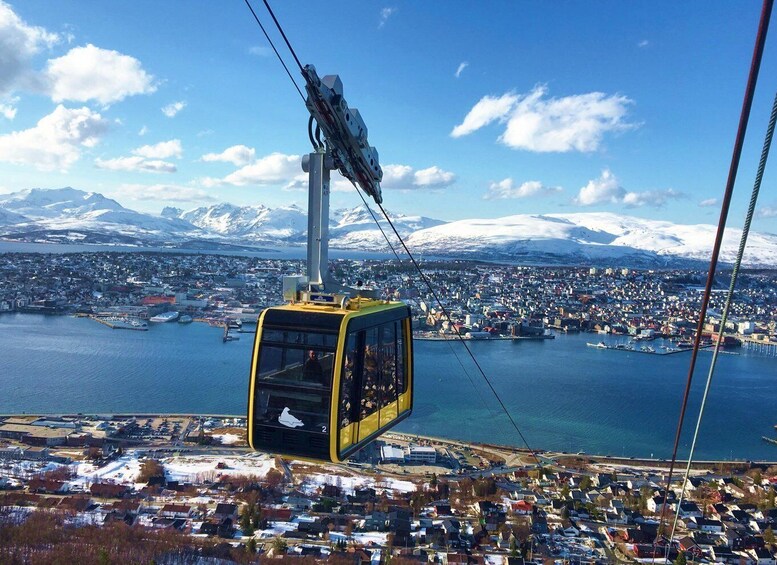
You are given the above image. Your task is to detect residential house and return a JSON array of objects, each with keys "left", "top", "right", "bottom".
[
  {"left": 90, "top": 482, "right": 130, "bottom": 499},
  {"left": 678, "top": 501, "right": 703, "bottom": 519},
  {"left": 159, "top": 503, "right": 192, "bottom": 520},
  {"left": 695, "top": 517, "right": 724, "bottom": 533}
]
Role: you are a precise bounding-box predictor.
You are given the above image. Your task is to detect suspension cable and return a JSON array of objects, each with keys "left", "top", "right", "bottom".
[
  {"left": 346, "top": 180, "right": 507, "bottom": 423},
  {"left": 666, "top": 90, "right": 777, "bottom": 554},
  {"left": 244, "top": 0, "right": 547, "bottom": 470},
  {"left": 654, "top": 0, "right": 773, "bottom": 552},
  {"left": 348, "top": 179, "right": 403, "bottom": 267},
  {"left": 375, "top": 201, "right": 543, "bottom": 467},
  {"left": 242, "top": 0, "right": 306, "bottom": 103},
  {"left": 261, "top": 0, "right": 305, "bottom": 73}
]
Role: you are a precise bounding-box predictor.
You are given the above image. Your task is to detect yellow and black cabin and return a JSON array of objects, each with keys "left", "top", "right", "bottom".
[{"left": 248, "top": 299, "right": 413, "bottom": 462}]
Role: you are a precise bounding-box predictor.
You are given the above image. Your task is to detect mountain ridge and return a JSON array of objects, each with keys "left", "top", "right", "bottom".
[{"left": 1, "top": 187, "right": 775, "bottom": 267}]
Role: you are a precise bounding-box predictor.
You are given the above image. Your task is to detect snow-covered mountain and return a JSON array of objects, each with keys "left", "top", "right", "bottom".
[
  {"left": 176, "top": 202, "right": 445, "bottom": 247},
  {"left": 180, "top": 203, "right": 307, "bottom": 242},
  {"left": 404, "top": 212, "right": 777, "bottom": 267},
  {"left": 0, "top": 187, "right": 126, "bottom": 218},
  {"left": 0, "top": 187, "right": 206, "bottom": 245},
  {"left": 1, "top": 188, "right": 776, "bottom": 267}
]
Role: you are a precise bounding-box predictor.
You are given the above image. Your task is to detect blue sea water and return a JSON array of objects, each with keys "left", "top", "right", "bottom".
[{"left": 1, "top": 313, "right": 775, "bottom": 461}]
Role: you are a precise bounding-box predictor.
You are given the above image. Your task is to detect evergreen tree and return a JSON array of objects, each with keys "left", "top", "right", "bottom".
[
  {"left": 251, "top": 501, "right": 262, "bottom": 529},
  {"left": 764, "top": 526, "right": 775, "bottom": 547},
  {"left": 240, "top": 505, "right": 254, "bottom": 536},
  {"left": 272, "top": 536, "right": 288, "bottom": 554}
]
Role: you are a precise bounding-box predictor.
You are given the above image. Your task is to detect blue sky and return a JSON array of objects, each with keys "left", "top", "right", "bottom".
[{"left": 1, "top": 1, "right": 776, "bottom": 231}]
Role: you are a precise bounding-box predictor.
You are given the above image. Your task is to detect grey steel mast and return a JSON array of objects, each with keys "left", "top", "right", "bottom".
[{"left": 284, "top": 66, "right": 384, "bottom": 305}]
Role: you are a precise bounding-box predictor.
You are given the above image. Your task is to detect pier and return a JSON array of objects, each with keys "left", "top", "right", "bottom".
[
  {"left": 89, "top": 315, "right": 148, "bottom": 331},
  {"left": 586, "top": 342, "right": 687, "bottom": 355},
  {"left": 743, "top": 338, "right": 777, "bottom": 356}
]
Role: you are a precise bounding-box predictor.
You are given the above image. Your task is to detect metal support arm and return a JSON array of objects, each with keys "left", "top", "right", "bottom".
[{"left": 302, "top": 150, "right": 334, "bottom": 287}]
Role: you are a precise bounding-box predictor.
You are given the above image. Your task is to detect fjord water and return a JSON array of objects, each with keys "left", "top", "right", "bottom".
[{"left": 1, "top": 313, "right": 775, "bottom": 461}]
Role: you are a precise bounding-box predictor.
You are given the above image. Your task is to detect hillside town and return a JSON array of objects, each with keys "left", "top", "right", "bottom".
[
  {"left": 1, "top": 413, "right": 777, "bottom": 564},
  {"left": 1, "top": 252, "right": 776, "bottom": 349}
]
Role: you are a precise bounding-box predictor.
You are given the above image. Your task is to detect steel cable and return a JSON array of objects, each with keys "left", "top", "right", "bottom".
[
  {"left": 654, "top": 0, "right": 773, "bottom": 555},
  {"left": 666, "top": 90, "right": 777, "bottom": 558}
]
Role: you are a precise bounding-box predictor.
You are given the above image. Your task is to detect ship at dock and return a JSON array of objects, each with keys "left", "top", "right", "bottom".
[{"left": 149, "top": 311, "right": 180, "bottom": 323}]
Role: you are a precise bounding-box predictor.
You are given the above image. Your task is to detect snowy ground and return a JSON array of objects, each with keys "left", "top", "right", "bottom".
[
  {"left": 164, "top": 452, "right": 276, "bottom": 482},
  {"left": 53, "top": 450, "right": 278, "bottom": 489},
  {"left": 299, "top": 472, "right": 416, "bottom": 497},
  {"left": 212, "top": 433, "right": 242, "bottom": 445},
  {"left": 70, "top": 455, "right": 144, "bottom": 488}
]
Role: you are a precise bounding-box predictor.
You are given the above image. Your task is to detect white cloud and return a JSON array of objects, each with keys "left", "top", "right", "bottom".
[
  {"left": 248, "top": 45, "right": 271, "bottom": 57},
  {"left": 757, "top": 205, "right": 777, "bottom": 218},
  {"left": 412, "top": 166, "right": 456, "bottom": 188},
  {"left": 622, "top": 188, "right": 682, "bottom": 208},
  {"left": 0, "top": 105, "right": 108, "bottom": 170},
  {"left": 118, "top": 183, "right": 215, "bottom": 204},
  {"left": 95, "top": 140, "right": 182, "bottom": 174},
  {"left": 379, "top": 7, "right": 395, "bottom": 28},
  {"left": 95, "top": 156, "right": 176, "bottom": 173},
  {"left": 574, "top": 169, "right": 682, "bottom": 208},
  {"left": 133, "top": 139, "right": 182, "bottom": 159},
  {"left": 484, "top": 178, "right": 562, "bottom": 200},
  {"left": 220, "top": 152, "right": 301, "bottom": 186},
  {"left": 202, "top": 145, "right": 256, "bottom": 167},
  {"left": 452, "top": 85, "right": 635, "bottom": 152},
  {"left": 45, "top": 44, "right": 155, "bottom": 105},
  {"left": 455, "top": 62, "right": 469, "bottom": 79},
  {"left": 574, "top": 169, "right": 625, "bottom": 206},
  {"left": 381, "top": 164, "right": 456, "bottom": 190},
  {"left": 162, "top": 100, "right": 186, "bottom": 118},
  {"left": 450, "top": 93, "right": 518, "bottom": 138},
  {"left": 699, "top": 197, "right": 718, "bottom": 207},
  {"left": 208, "top": 155, "right": 454, "bottom": 194},
  {"left": 0, "top": 97, "right": 18, "bottom": 119},
  {"left": 638, "top": 39, "right": 650, "bottom": 48},
  {"left": 0, "top": 1, "right": 59, "bottom": 96},
  {"left": 138, "top": 125, "right": 148, "bottom": 136}
]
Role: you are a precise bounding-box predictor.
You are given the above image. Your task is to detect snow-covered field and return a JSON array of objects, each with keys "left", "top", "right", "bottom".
[
  {"left": 212, "top": 433, "right": 242, "bottom": 445},
  {"left": 299, "top": 471, "right": 416, "bottom": 496},
  {"left": 71, "top": 455, "right": 144, "bottom": 487},
  {"left": 164, "top": 453, "right": 276, "bottom": 482}
]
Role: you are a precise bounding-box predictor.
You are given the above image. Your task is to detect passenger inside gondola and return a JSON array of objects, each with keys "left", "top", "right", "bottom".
[{"left": 302, "top": 349, "right": 324, "bottom": 384}]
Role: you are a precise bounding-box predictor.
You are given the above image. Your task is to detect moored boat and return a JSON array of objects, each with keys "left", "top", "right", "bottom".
[{"left": 149, "top": 311, "right": 180, "bottom": 323}]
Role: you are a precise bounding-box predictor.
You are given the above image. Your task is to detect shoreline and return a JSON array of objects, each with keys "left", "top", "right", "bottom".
[{"left": 2, "top": 412, "right": 774, "bottom": 467}]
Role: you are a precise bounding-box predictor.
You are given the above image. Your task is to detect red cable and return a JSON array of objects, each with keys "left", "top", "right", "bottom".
[{"left": 655, "top": 0, "right": 774, "bottom": 552}]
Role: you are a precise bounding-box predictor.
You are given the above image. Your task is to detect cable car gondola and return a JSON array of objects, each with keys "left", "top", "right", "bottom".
[
  {"left": 247, "top": 67, "right": 413, "bottom": 462},
  {"left": 248, "top": 297, "right": 413, "bottom": 462}
]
